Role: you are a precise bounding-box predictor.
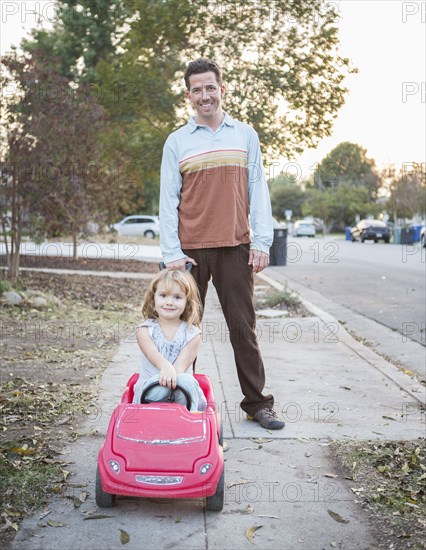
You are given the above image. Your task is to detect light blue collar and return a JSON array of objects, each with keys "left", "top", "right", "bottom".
[{"left": 188, "top": 111, "right": 235, "bottom": 133}]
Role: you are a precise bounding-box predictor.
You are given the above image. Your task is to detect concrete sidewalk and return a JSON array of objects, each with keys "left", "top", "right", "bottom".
[{"left": 13, "top": 276, "right": 425, "bottom": 550}]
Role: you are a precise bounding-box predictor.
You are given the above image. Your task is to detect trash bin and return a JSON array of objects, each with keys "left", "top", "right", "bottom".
[
  {"left": 400, "top": 228, "right": 416, "bottom": 244},
  {"left": 410, "top": 225, "right": 423, "bottom": 242},
  {"left": 269, "top": 228, "right": 287, "bottom": 266},
  {"left": 345, "top": 227, "right": 352, "bottom": 241}
]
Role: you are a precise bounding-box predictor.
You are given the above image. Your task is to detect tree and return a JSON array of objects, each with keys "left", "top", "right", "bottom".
[
  {"left": 385, "top": 164, "right": 426, "bottom": 222},
  {"left": 270, "top": 174, "right": 305, "bottom": 220},
  {"left": 23, "top": 0, "right": 129, "bottom": 83},
  {"left": 315, "top": 142, "right": 380, "bottom": 199},
  {"left": 303, "top": 185, "right": 375, "bottom": 232},
  {"left": 130, "top": 0, "right": 355, "bottom": 158},
  {"left": 1, "top": 50, "right": 107, "bottom": 277}
]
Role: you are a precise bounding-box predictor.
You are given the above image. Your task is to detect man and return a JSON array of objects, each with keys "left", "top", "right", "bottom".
[{"left": 159, "top": 58, "right": 284, "bottom": 430}]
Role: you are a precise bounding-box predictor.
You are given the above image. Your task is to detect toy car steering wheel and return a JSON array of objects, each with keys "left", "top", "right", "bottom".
[{"left": 140, "top": 381, "right": 192, "bottom": 411}]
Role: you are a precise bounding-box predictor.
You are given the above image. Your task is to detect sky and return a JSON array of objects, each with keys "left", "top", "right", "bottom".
[{"left": 1, "top": 0, "right": 425, "bottom": 182}]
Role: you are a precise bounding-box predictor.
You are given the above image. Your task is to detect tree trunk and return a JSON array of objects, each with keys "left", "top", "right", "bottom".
[
  {"left": 72, "top": 231, "right": 78, "bottom": 260},
  {"left": 9, "top": 173, "right": 21, "bottom": 281}
]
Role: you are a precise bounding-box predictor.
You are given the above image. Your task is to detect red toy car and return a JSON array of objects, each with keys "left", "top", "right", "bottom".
[{"left": 96, "top": 373, "right": 224, "bottom": 511}]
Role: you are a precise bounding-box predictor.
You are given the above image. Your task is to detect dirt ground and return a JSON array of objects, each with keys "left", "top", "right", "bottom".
[
  {"left": 0, "top": 263, "right": 152, "bottom": 547},
  {"left": 0, "top": 253, "right": 160, "bottom": 273}
]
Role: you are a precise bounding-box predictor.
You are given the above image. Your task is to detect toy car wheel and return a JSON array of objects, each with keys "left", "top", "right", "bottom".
[
  {"left": 206, "top": 467, "right": 224, "bottom": 511},
  {"left": 218, "top": 423, "right": 223, "bottom": 447},
  {"left": 96, "top": 466, "right": 116, "bottom": 508}
]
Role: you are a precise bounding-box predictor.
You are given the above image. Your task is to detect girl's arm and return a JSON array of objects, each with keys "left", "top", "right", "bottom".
[
  {"left": 136, "top": 326, "right": 177, "bottom": 388},
  {"left": 173, "top": 335, "right": 201, "bottom": 374}
]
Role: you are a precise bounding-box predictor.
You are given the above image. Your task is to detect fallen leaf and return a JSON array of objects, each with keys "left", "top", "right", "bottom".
[
  {"left": 10, "top": 446, "right": 35, "bottom": 455},
  {"left": 327, "top": 509, "right": 349, "bottom": 524},
  {"left": 382, "top": 415, "right": 397, "bottom": 421},
  {"left": 258, "top": 514, "right": 279, "bottom": 519},
  {"left": 73, "top": 497, "right": 83, "bottom": 508},
  {"left": 81, "top": 508, "right": 97, "bottom": 516},
  {"left": 175, "top": 517, "right": 181, "bottom": 523},
  {"left": 120, "top": 529, "right": 130, "bottom": 545},
  {"left": 47, "top": 520, "right": 66, "bottom": 527},
  {"left": 79, "top": 491, "right": 89, "bottom": 502},
  {"left": 324, "top": 473, "right": 338, "bottom": 478},
  {"left": 251, "top": 438, "right": 273, "bottom": 444},
  {"left": 245, "top": 525, "right": 262, "bottom": 544},
  {"left": 62, "top": 469, "right": 71, "bottom": 480},
  {"left": 242, "top": 505, "right": 254, "bottom": 514},
  {"left": 223, "top": 441, "right": 229, "bottom": 452},
  {"left": 297, "top": 437, "right": 311, "bottom": 443}
]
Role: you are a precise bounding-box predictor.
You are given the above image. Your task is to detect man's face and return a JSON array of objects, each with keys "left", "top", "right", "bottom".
[{"left": 185, "top": 71, "right": 225, "bottom": 122}]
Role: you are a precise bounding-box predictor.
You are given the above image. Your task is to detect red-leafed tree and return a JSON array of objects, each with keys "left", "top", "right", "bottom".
[{"left": 1, "top": 50, "right": 107, "bottom": 278}]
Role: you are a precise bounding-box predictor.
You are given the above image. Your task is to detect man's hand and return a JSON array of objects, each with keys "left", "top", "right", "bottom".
[
  {"left": 165, "top": 256, "right": 197, "bottom": 269},
  {"left": 159, "top": 363, "right": 177, "bottom": 389},
  {"left": 248, "top": 249, "right": 269, "bottom": 273}
]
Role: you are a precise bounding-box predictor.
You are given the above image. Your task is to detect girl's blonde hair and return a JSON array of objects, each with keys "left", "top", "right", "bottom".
[{"left": 142, "top": 269, "right": 202, "bottom": 327}]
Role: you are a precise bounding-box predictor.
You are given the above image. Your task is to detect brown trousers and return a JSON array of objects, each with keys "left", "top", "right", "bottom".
[{"left": 183, "top": 244, "right": 274, "bottom": 416}]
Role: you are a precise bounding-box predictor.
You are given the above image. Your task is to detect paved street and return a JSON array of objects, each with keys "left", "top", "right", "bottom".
[{"left": 274, "top": 236, "right": 425, "bottom": 346}]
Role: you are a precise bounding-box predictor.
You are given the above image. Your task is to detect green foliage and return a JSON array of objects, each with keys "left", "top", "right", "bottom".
[
  {"left": 23, "top": 0, "right": 129, "bottom": 83},
  {"left": 317, "top": 142, "right": 380, "bottom": 199},
  {"left": 0, "top": 442, "right": 64, "bottom": 514},
  {"left": 261, "top": 290, "right": 301, "bottom": 309},
  {"left": 0, "top": 280, "right": 12, "bottom": 294},
  {"left": 186, "top": 0, "right": 354, "bottom": 157},
  {"left": 270, "top": 184, "right": 305, "bottom": 220},
  {"left": 303, "top": 185, "right": 376, "bottom": 229}
]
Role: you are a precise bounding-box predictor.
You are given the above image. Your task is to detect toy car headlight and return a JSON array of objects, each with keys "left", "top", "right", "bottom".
[
  {"left": 200, "top": 463, "right": 212, "bottom": 475},
  {"left": 108, "top": 460, "right": 120, "bottom": 474}
]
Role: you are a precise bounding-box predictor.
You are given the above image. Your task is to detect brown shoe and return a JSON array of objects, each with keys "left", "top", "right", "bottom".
[{"left": 247, "top": 408, "right": 285, "bottom": 430}]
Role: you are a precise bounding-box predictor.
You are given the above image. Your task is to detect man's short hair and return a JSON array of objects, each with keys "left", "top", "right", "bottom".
[{"left": 184, "top": 58, "right": 222, "bottom": 89}]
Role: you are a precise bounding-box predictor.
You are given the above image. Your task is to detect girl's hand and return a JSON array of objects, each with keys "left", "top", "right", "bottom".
[{"left": 159, "top": 364, "right": 177, "bottom": 389}]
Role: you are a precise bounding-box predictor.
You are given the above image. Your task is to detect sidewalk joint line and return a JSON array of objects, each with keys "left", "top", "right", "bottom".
[{"left": 208, "top": 334, "right": 236, "bottom": 439}]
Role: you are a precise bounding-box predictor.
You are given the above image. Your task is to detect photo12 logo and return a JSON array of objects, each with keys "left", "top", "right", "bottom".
[
  {"left": 402, "top": 2, "right": 426, "bottom": 22},
  {"left": 1, "top": 2, "right": 56, "bottom": 25}
]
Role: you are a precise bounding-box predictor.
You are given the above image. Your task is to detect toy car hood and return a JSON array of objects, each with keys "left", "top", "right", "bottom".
[{"left": 112, "top": 403, "right": 211, "bottom": 473}]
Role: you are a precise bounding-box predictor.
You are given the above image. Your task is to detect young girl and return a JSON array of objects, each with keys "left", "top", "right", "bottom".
[{"left": 132, "top": 269, "right": 206, "bottom": 412}]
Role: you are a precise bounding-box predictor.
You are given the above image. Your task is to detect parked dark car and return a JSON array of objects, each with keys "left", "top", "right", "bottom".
[{"left": 350, "top": 219, "right": 391, "bottom": 243}]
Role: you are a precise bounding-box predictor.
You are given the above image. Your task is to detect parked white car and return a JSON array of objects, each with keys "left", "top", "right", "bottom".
[
  {"left": 292, "top": 220, "right": 316, "bottom": 237},
  {"left": 112, "top": 215, "right": 160, "bottom": 238}
]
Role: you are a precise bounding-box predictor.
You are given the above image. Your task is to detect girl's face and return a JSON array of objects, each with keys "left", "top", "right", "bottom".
[{"left": 154, "top": 280, "right": 187, "bottom": 322}]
